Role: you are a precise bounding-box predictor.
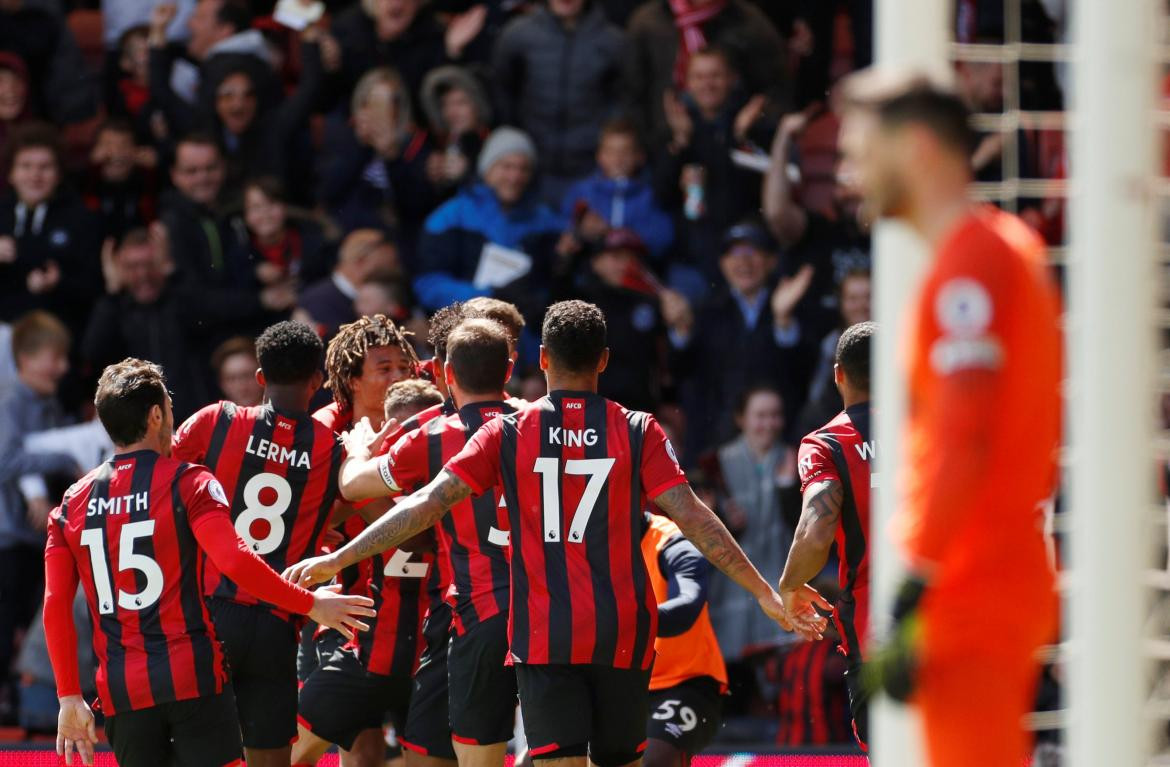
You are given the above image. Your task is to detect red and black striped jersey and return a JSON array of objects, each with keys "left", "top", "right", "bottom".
[
  {"left": 446, "top": 391, "right": 688, "bottom": 669},
  {"left": 312, "top": 401, "right": 352, "bottom": 434},
  {"left": 45, "top": 451, "right": 230, "bottom": 714},
  {"left": 798, "top": 403, "right": 873, "bottom": 659},
  {"left": 355, "top": 537, "right": 432, "bottom": 676},
  {"left": 172, "top": 401, "right": 344, "bottom": 618},
  {"left": 379, "top": 401, "right": 514, "bottom": 636}
]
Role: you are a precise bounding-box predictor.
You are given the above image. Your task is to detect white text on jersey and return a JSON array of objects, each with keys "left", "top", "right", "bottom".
[
  {"left": 548, "top": 427, "right": 598, "bottom": 447},
  {"left": 87, "top": 491, "right": 149, "bottom": 517},
  {"left": 245, "top": 435, "right": 312, "bottom": 468}
]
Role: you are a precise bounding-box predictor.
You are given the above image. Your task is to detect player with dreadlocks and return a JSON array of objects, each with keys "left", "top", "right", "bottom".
[
  {"left": 295, "top": 314, "right": 423, "bottom": 767},
  {"left": 314, "top": 314, "right": 422, "bottom": 436}
]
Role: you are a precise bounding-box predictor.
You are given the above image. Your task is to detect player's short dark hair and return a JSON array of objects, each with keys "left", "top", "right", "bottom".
[
  {"left": 5, "top": 121, "right": 63, "bottom": 177},
  {"left": 541, "top": 300, "right": 606, "bottom": 374},
  {"left": 447, "top": 319, "right": 510, "bottom": 395},
  {"left": 840, "top": 70, "right": 976, "bottom": 156},
  {"left": 426, "top": 302, "right": 464, "bottom": 360},
  {"left": 384, "top": 379, "right": 443, "bottom": 422},
  {"left": 214, "top": 0, "right": 253, "bottom": 33},
  {"left": 255, "top": 321, "right": 323, "bottom": 385},
  {"left": 325, "top": 315, "right": 420, "bottom": 409},
  {"left": 463, "top": 297, "right": 525, "bottom": 349},
  {"left": 836, "top": 321, "right": 875, "bottom": 393},
  {"left": 95, "top": 358, "right": 169, "bottom": 446},
  {"left": 11, "top": 310, "right": 70, "bottom": 362}
]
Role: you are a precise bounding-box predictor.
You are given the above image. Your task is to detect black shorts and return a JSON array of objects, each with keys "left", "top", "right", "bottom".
[
  {"left": 401, "top": 603, "right": 456, "bottom": 759},
  {"left": 298, "top": 635, "right": 412, "bottom": 751},
  {"left": 208, "top": 598, "right": 298, "bottom": 749},
  {"left": 448, "top": 613, "right": 517, "bottom": 745},
  {"left": 844, "top": 656, "right": 869, "bottom": 748},
  {"left": 647, "top": 676, "right": 723, "bottom": 755},
  {"left": 104, "top": 690, "right": 243, "bottom": 767},
  {"left": 516, "top": 663, "right": 651, "bottom": 767},
  {"left": 296, "top": 621, "right": 320, "bottom": 684}
]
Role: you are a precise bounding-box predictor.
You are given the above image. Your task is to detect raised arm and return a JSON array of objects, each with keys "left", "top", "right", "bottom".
[
  {"left": 285, "top": 469, "right": 471, "bottom": 587},
  {"left": 777, "top": 479, "right": 841, "bottom": 639},
  {"left": 762, "top": 112, "right": 812, "bottom": 248},
  {"left": 653, "top": 483, "right": 805, "bottom": 633}
]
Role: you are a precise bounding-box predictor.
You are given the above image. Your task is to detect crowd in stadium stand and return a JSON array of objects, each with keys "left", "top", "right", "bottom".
[{"left": 0, "top": 0, "right": 1067, "bottom": 749}]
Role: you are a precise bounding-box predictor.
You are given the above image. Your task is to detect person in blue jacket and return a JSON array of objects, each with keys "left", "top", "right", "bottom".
[
  {"left": 414, "top": 127, "right": 565, "bottom": 332},
  {"left": 560, "top": 117, "right": 675, "bottom": 262}
]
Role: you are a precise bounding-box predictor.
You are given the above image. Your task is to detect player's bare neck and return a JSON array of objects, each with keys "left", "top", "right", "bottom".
[
  {"left": 453, "top": 390, "right": 508, "bottom": 408},
  {"left": 546, "top": 376, "right": 598, "bottom": 396},
  {"left": 352, "top": 403, "right": 384, "bottom": 430}
]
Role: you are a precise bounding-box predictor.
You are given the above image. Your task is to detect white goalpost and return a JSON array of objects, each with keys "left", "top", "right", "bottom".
[{"left": 869, "top": 0, "right": 1160, "bottom": 763}]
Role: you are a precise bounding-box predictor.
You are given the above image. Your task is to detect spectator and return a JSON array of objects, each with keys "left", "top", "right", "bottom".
[
  {"left": 319, "top": 67, "right": 439, "bottom": 266},
  {"left": 159, "top": 133, "right": 291, "bottom": 330},
  {"left": 560, "top": 117, "right": 675, "bottom": 263},
  {"left": 197, "top": 24, "right": 332, "bottom": 202},
  {"left": 0, "top": 53, "right": 32, "bottom": 157},
  {"left": 81, "top": 119, "right": 158, "bottom": 241},
  {"left": 104, "top": 24, "right": 154, "bottom": 142},
  {"left": 493, "top": 0, "right": 624, "bottom": 202},
  {"left": 243, "top": 175, "right": 333, "bottom": 290},
  {"left": 102, "top": 0, "right": 196, "bottom": 52},
  {"left": 147, "top": 0, "right": 280, "bottom": 142},
  {"left": 624, "top": 0, "right": 789, "bottom": 149},
  {"left": 574, "top": 228, "right": 666, "bottom": 412},
  {"left": 330, "top": 0, "right": 484, "bottom": 109},
  {"left": 298, "top": 228, "right": 400, "bottom": 339},
  {"left": 210, "top": 335, "right": 263, "bottom": 406},
  {"left": 420, "top": 65, "right": 491, "bottom": 191},
  {"left": 414, "top": 127, "right": 564, "bottom": 325},
  {"left": 662, "top": 221, "right": 804, "bottom": 459},
  {"left": 0, "top": 123, "right": 103, "bottom": 337},
  {"left": 354, "top": 277, "right": 413, "bottom": 324},
  {"left": 654, "top": 48, "right": 773, "bottom": 285},
  {"left": 0, "top": 0, "right": 96, "bottom": 123},
  {"left": 81, "top": 227, "right": 259, "bottom": 418},
  {"left": 763, "top": 108, "right": 871, "bottom": 345},
  {"left": 0, "top": 311, "right": 77, "bottom": 719},
  {"left": 794, "top": 268, "right": 871, "bottom": 437},
  {"left": 703, "top": 385, "right": 800, "bottom": 699}
]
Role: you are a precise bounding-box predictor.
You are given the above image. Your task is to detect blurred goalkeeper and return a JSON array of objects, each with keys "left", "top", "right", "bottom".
[{"left": 836, "top": 71, "right": 1061, "bottom": 767}]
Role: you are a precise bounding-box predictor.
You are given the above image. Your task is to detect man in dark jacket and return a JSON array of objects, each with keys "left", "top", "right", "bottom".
[
  {"left": 81, "top": 228, "right": 260, "bottom": 420},
  {"left": 663, "top": 221, "right": 804, "bottom": 462},
  {"left": 0, "top": 123, "right": 102, "bottom": 338},
  {"left": 414, "top": 127, "right": 564, "bottom": 328},
  {"left": 624, "top": 0, "right": 789, "bottom": 147},
  {"left": 158, "top": 133, "right": 291, "bottom": 338},
  {"left": 493, "top": 0, "right": 625, "bottom": 203}
]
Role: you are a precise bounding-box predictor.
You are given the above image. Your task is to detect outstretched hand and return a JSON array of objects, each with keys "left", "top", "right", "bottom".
[
  {"left": 283, "top": 553, "right": 343, "bottom": 588},
  {"left": 307, "top": 584, "right": 376, "bottom": 642},
  {"left": 757, "top": 588, "right": 795, "bottom": 632},
  {"left": 779, "top": 583, "right": 833, "bottom": 641},
  {"left": 341, "top": 416, "right": 399, "bottom": 462}
]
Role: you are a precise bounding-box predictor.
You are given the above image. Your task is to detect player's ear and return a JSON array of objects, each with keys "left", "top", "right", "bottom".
[
  {"left": 596, "top": 348, "right": 610, "bottom": 374},
  {"left": 444, "top": 362, "right": 456, "bottom": 388},
  {"left": 255, "top": 369, "right": 266, "bottom": 388},
  {"left": 538, "top": 345, "right": 549, "bottom": 372},
  {"left": 504, "top": 358, "right": 514, "bottom": 385}
]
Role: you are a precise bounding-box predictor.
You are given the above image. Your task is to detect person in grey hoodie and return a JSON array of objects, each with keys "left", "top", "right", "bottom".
[{"left": 492, "top": 0, "right": 624, "bottom": 204}]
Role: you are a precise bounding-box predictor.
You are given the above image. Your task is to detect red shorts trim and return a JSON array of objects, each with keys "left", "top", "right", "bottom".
[
  {"left": 451, "top": 734, "right": 482, "bottom": 745},
  {"left": 399, "top": 737, "right": 429, "bottom": 755},
  {"left": 636, "top": 740, "right": 648, "bottom": 754},
  {"left": 530, "top": 742, "right": 561, "bottom": 756},
  {"left": 296, "top": 714, "right": 315, "bottom": 734}
]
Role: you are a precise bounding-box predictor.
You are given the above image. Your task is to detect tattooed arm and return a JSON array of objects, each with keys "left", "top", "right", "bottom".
[
  {"left": 284, "top": 470, "right": 472, "bottom": 587},
  {"left": 776, "top": 479, "right": 842, "bottom": 640},
  {"left": 654, "top": 484, "right": 805, "bottom": 632}
]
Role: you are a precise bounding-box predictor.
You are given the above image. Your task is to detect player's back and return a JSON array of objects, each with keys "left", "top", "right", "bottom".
[
  {"left": 468, "top": 391, "right": 684, "bottom": 669},
  {"left": 48, "top": 450, "right": 228, "bottom": 714},
  {"left": 904, "top": 205, "right": 1060, "bottom": 599},
  {"left": 799, "top": 404, "right": 873, "bottom": 657},
  {"left": 173, "top": 401, "right": 343, "bottom": 609}
]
